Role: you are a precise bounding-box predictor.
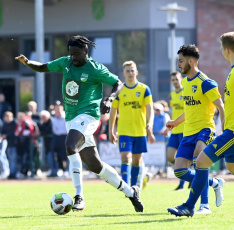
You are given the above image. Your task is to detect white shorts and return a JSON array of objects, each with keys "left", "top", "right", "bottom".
[{"left": 65, "top": 114, "right": 100, "bottom": 152}]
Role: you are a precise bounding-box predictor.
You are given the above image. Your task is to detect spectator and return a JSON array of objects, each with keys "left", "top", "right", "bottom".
[
  {"left": 1, "top": 111, "right": 17, "bottom": 179},
  {"left": 38, "top": 110, "right": 57, "bottom": 177},
  {"left": 25, "top": 111, "right": 41, "bottom": 177},
  {"left": 98, "top": 113, "right": 110, "bottom": 141},
  {"left": 153, "top": 102, "right": 170, "bottom": 141},
  {"left": 15, "top": 112, "right": 34, "bottom": 178},
  {"left": 0, "top": 93, "right": 12, "bottom": 120},
  {"left": 51, "top": 104, "right": 68, "bottom": 177},
  {"left": 27, "top": 101, "right": 40, "bottom": 124}
]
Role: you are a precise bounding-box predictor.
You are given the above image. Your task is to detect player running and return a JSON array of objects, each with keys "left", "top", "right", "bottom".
[
  {"left": 167, "top": 32, "right": 234, "bottom": 217},
  {"left": 15, "top": 35, "right": 144, "bottom": 213},
  {"left": 109, "top": 60, "right": 155, "bottom": 188},
  {"left": 166, "top": 44, "right": 225, "bottom": 214}
]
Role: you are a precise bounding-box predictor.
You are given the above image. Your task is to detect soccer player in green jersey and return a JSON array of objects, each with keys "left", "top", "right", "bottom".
[{"left": 15, "top": 35, "right": 144, "bottom": 213}]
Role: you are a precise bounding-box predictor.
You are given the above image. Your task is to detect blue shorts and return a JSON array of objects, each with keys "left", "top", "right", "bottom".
[
  {"left": 204, "top": 129, "right": 234, "bottom": 163},
  {"left": 176, "top": 128, "right": 216, "bottom": 160},
  {"left": 118, "top": 135, "right": 147, "bottom": 154},
  {"left": 167, "top": 133, "right": 183, "bottom": 149}
]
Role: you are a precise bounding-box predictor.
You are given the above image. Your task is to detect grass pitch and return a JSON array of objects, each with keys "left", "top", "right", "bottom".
[{"left": 0, "top": 178, "right": 234, "bottom": 230}]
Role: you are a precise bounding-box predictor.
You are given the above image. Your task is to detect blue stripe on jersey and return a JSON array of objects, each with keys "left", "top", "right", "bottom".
[
  {"left": 232, "top": 65, "right": 234, "bottom": 69},
  {"left": 124, "top": 82, "right": 138, "bottom": 89},
  {"left": 187, "top": 72, "right": 200, "bottom": 81},
  {"left": 144, "top": 86, "right": 152, "bottom": 97},
  {"left": 201, "top": 79, "right": 218, "bottom": 94},
  {"left": 115, "top": 96, "right": 119, "bottom": 100}
]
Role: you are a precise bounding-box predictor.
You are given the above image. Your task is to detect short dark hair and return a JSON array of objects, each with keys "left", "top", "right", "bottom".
[
  {"left": 177, "top": 45, "right": 200, "bottom": 60},
  {"left": 67, "top": 35, "right": 96, "bottom": 51},
  {"left": 170, "top": 71, "right": 182, "bottom": 77}
]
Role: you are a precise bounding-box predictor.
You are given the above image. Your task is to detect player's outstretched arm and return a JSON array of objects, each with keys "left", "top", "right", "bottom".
[
  {"left": 109, "top": 107, "right": 118, "bottom": 144},
  {"left": 15, "top": 54, "right": 49, "bottom": 72},
  {"left": 166, "top": 113, "right": 185, "bottom": 130},
  {"left": 145, "top": 104, "right": 155, "bottom": 143},
  {"left": 212, "top": 97, "right": 225, "bottom": 131},
  {"left": 100, "top": 79, "right": 124, "bottom": 114}
]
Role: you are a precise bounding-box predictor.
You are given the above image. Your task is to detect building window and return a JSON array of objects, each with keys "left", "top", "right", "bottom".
[
  {"left": 0, "top": 37, "right": 19, "bottom": 71},
  {"left": 116, "top": 31, "right": 146, "bottom": 83}
]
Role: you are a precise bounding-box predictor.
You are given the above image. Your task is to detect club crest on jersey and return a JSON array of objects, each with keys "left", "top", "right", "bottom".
[
  {"left": 81, "top": 73, "right": 88, "bottom": 82},
  {"left": 66, "top": 81, "right": 79, "bottom": 96},
  {"left": 136, "top": 92, "right": 141, "bottom": 97},
  {"left": 192, "top": 85, "right": 197, "bottom": 93}
]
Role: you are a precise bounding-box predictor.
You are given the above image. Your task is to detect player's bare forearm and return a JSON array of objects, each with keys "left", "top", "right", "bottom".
[
  {"left": 166, "top": 113, "right": 185, "bottom": 129},
  {"left": 146, "top": 104, "right": 154, "bottom": 129},
  {"left": 109, "top": 107, "right": 117, "bottom": 136},
  {"left": 213, "top": 97, "right": 225, "bottom": 131},
  {"left": 15, "top": 54, "right": 49, "bottom": 72}
]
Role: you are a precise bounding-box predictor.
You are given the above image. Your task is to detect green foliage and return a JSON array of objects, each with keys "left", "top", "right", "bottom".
[
  {"left": 117, "top": 32, "right": 146, "bottom": 68},
  {"left": 0, "top": 181, "right": 233, "bottom": 229},
  {"left": 19, "top": 92, "right": 33, "bottom": 112}
]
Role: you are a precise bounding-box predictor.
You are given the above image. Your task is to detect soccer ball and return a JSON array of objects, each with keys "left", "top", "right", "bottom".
[{"left": 50, "top": 192, "right": 73, "bottom": 215}]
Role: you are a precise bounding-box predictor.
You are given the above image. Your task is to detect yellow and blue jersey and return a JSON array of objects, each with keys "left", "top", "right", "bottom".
[
  {"left": 170, "top": 89, "right": 184, "bottom": 134},
  {"left": 112, "top": 82, "right": 153, "bottom": 136},
  {"left": 182, "top": 71, "right": 221, "bottom": 136},
  {"left": 224, "top": 65, "right": 234, "bottom": 131}
]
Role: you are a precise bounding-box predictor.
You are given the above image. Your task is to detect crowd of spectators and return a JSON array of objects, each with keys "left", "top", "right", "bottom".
[{"left": 0, "top": 94, "right": 69, "bottom": 179}]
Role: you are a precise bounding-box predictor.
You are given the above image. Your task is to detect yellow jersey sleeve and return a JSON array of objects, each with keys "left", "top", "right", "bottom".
[
  {"left": 182, "top": 73, "right": 219, "bottom": 136},
  {"left": 112, "top": 97, "right": 119, "bottom": 108},
  {"left": 115, "top": 82, "right": 153, "bottom": 136},
  {"left": 224, "top": 66, "right": 234, "bottom": 131}
]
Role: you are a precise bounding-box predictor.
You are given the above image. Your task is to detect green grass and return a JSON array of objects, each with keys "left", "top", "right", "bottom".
[{"left": 0, "top": 180, "right": 234, "bottom": 230}]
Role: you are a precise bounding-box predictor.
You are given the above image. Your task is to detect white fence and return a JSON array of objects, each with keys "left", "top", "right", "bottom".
[{"left": 99, "top": 141, "right": 166, "bottom": 168}]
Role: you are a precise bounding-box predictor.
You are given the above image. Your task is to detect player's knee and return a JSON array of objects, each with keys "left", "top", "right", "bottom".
[
  {"left": 65, "top": 141, "right": 77, "bottom": 155},
  {"left": 86, "top": 162, "right": 102, "bottom": 174},
  {"left": 167, "top": 154, "right": 175, "bottom": 164},
  {"left": 226, "top": 164, "right": 234, "bottom": 174}
]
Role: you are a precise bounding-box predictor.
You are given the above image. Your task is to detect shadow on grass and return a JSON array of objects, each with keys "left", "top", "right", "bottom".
[
  {"left": 71, "top": 218, "right": 183, "bottom": 227},
  {"left": 85, "top": 212, "right": 170, "bottom": 218}
]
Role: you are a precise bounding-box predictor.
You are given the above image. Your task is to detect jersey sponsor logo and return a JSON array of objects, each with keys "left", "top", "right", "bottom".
[
  {"left": 224, "top": 85, "right": 230, "bottom": 96},
  {"left": 66, "top": 80, "right": 79, "bottom": 97},
  {"left": 183, "top": 96, "right": 201, "bottom": 106},
  {"left": 123, "top": 101, "right": 142, "bottom": 109},
  {"left": 81, "top": 73, "right": 88, "bottom": 82},
  {"left": 81, "top": 121, "right": 84, "bottom": 126},
  {"left": 136, "top": 92, "right": 141, "bottom": 97},
  {"left": 192, "top": 85, "right": 197, "bottom": 93},
  {"left": 173, "top": 103, "right": 183, "bottom": 110},
  {"left": 213, "top": 144, "right": 217, "bottom": 149},
  {"left": 65, "top": 67, "right": 70, "bottom": 73}
]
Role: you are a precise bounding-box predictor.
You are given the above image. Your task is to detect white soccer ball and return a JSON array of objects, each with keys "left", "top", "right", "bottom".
[{"left": 50, "top": 192, "right": 73, "bottom": 215}]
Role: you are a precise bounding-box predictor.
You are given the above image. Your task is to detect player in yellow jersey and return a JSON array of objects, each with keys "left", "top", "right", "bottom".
[
  {"left": 166, "top": 44, "right": 225, "bottom": 216},
  {"left": 109, "top": 61, "right": 155, "bottom": 187},
  {"left": 167, "top": 71, "right": 186, "bottom": 190},
  {"left": 167, "top": 32, "right": 234, "bottom": 217}
]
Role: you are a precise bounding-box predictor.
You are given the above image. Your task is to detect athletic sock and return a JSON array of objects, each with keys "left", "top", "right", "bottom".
[
  {"left": 67, "top": 153, "right": 83, "bottom": 197},
  {"left": 98, "top": 162, "right": 134, "bottom": 197},
  {"left": 179, "top": 180, "right": 185, "bottom": 188},
  {"left": 121, "top": 162, "right": 131, "bottom": 185},
  {"left": 186, "top": 167, "right": 209, "bottom": 209},
  {"left": 193, "top": 157, "right": 209, "bottom": 205},
  {"left": 174, "top": 168, "right": 195, "bottom": 182},
  {"left": 131, "top": 165, "right": 141, "bottom": 186}
]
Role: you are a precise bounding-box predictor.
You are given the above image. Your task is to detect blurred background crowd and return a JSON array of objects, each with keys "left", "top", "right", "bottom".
[{"left": 0, "top": 93, "right": 225, "bottom": 180}]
